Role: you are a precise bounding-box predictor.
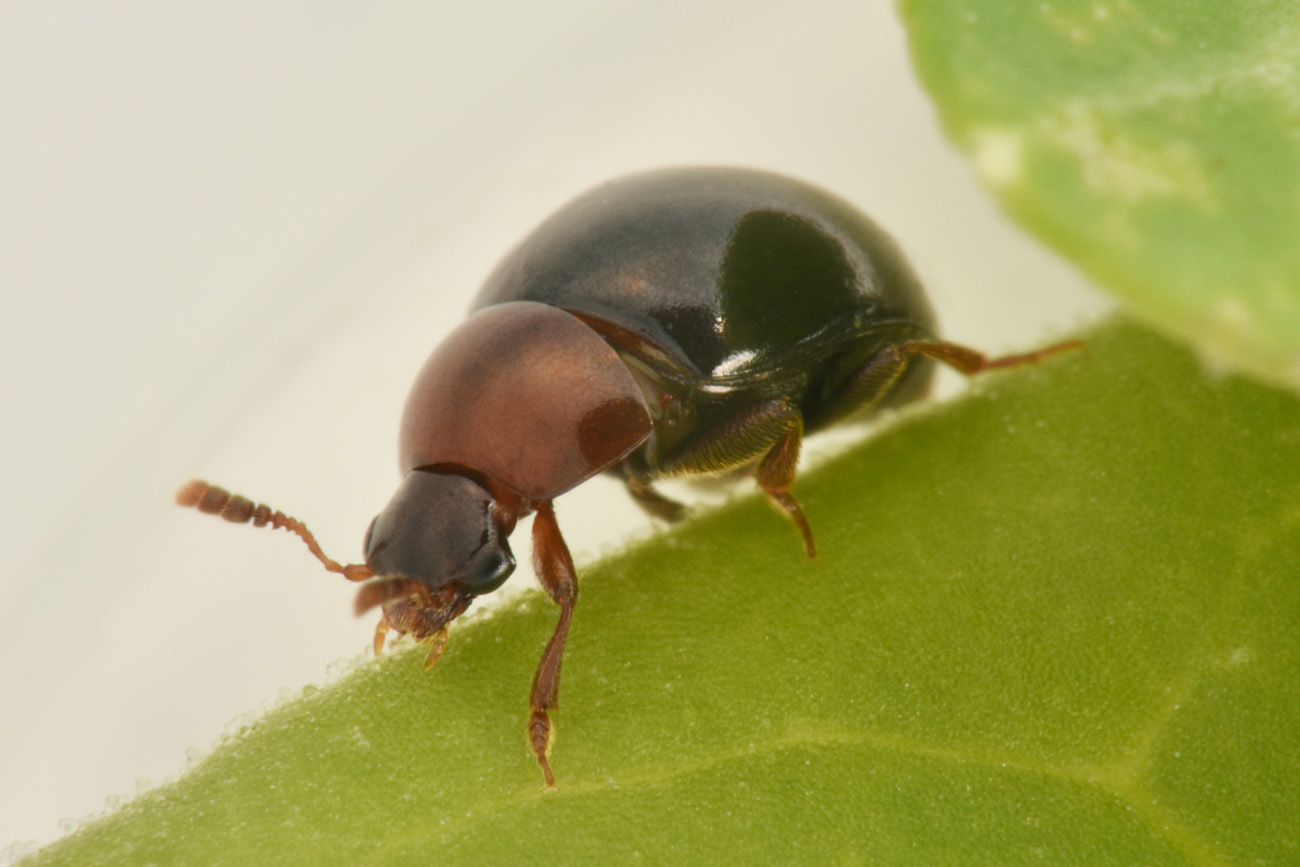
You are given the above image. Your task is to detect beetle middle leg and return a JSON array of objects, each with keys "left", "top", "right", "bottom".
[
  {"left": 527, "top": 500, "right": 578, "bottom": 790},
  {"left": 753, "top": 413, "right": 814, "bottom": 559},
  {"left": 657, "top": 397, "right": 816, "bottom": 558}
]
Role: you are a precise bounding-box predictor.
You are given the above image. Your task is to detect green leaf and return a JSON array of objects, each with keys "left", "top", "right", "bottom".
[
  {"left": 899, "top": 0, "right": 1300, "bottom": 392},
  {"left": 25, "top": 320, "right": 1300, "bottom": 866}
]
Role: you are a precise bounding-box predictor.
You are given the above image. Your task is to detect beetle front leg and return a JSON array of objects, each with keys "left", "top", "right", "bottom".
[{"left": 527, "top": 500, "right": 578, "bottom": 790}]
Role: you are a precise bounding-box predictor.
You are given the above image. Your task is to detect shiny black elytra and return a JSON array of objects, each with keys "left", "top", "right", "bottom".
[{"left": 178, "top": 167, "right": 1077, "bottom": 788}]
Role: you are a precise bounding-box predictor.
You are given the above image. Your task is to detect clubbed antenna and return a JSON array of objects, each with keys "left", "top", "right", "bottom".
[{"left": 175, "top": 479, "right": 373, "bottom": 582}]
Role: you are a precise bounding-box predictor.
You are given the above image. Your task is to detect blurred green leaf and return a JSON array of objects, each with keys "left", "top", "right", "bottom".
[
  {"left": 27, "top": 320, "right": 1300, "bottom": 866},
  {"left": 900, "top": 0, "right": 1300, "bottom": 391}
]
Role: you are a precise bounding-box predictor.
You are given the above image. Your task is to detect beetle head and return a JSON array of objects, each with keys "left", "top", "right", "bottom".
[{"left": 357, "top": 469, "right": 517, "bottom": 626}]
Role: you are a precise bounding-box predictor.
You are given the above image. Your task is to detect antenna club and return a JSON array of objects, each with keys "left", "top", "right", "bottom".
[
  {"left": 174, "top": 479, "right": 208, "bottom": 508},
  {"left": 174, "top": 480, "right": 288, "bottom": 527}
]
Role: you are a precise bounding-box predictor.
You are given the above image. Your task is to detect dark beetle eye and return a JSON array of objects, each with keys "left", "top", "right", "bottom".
[{"left": 461, "top": 526, "right": 515, "bottom": 592}]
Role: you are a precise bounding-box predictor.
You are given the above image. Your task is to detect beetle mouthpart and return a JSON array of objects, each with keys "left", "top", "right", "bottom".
[
  {"left": 353, "top": 577, "right": 423, "bottom": 615},
  {"left": 422, "top": 628, "right": 450, "bottom": 670},
  {"left": 354, "top": 580, "right": 472, "bottom": 632},
  {"left": 372, "top": 614, "right": 391, "bottom": 657},
  {"left": 367, "top": 583, "right": 474, "bottom": 650}
]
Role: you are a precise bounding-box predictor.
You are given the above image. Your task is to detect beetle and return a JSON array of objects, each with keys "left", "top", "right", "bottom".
[{"left": 177, "top": 166, "right": 1077, "bottom": 788}]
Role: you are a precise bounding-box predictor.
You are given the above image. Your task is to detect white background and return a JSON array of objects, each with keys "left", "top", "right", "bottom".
[{"left": 0, "top": 1, "right": 1108, "bottom": 857}]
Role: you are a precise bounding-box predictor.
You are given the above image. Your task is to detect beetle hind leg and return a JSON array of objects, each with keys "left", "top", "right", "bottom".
[
  {"left": 894, "top": 338, "right": 1082, "bottom": 375},
  {"left": 819, "top": 335, "right": 1082, "bottom": 431}
]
